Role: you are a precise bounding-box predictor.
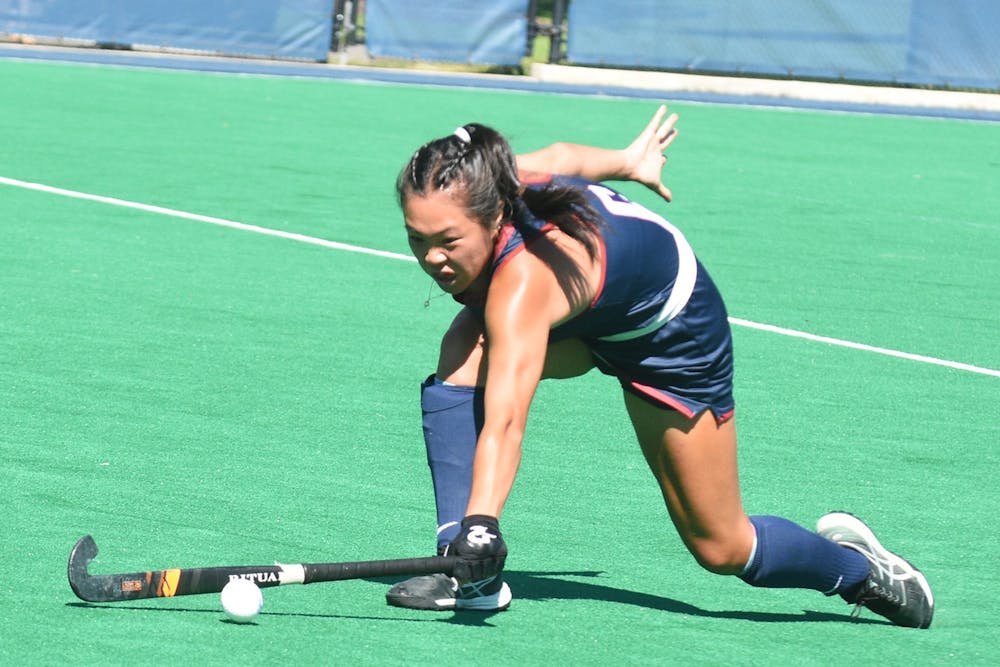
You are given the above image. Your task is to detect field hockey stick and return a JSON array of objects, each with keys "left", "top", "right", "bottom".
[{"left": 68, "top": 535, "right": 456, "bottom": 603}]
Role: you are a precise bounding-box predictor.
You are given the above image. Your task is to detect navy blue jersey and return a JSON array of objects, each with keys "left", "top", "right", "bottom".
[{"left": 459, "top": 175, "right": 734, "bottom": 421}]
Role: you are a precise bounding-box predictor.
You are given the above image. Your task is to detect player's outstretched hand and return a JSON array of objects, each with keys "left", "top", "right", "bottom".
[
  {"left": 448, "top": 515, "right": 507, "bottom": 583},
  {"left": 623, "top": 104, "right": 679, "bottom": 203}
]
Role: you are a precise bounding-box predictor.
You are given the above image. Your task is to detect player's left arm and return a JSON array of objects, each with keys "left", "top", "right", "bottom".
[{"left": 515, "top": 104, "right": 679, "bottom": 202}]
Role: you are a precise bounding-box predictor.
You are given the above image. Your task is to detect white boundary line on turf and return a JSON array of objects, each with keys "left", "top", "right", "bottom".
[
  {"left": 0, "top": 175, "right": 414, "bottom": 262},
  {"left": 728, "top": 318, "right": 999, "bottom": 378},
  {"left": 3, "top": 174, "right": 998, "bottom": 379}
]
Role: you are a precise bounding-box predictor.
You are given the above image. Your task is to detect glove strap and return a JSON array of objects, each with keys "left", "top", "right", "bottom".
[{"left": 461, "top": 515, "right": 500, "bottom": 532}]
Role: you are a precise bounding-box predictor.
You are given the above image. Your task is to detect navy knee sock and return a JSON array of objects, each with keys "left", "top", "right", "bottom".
[
  {"left": 420, "top": 375, "right": 484, "bottom": 552},
  {"left": 738, "top": 515, "right": 870, "bottom": 596}
]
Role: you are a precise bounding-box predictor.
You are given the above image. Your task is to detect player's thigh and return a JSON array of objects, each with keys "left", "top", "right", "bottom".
[
  {"left": 438, "top": 312, "right": 595, "bottom": 385},
  {"left": 624, "top": 392, "right": 753, "bottom": 572}
]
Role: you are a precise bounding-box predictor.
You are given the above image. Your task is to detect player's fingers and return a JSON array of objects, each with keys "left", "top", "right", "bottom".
[
  {"left": 656, "top": 112, "right": 679, "bottom": 141},
  {"left": 658, "top": 120, "right": 679, "bottom": 149},
  {"left": 644, "top": 105, "right": 669, "bottom": 138}
]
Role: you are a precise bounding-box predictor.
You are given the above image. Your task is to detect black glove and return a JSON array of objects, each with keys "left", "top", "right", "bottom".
[{"left": 447, "top": 515, "right": 507, "bottom": 583}]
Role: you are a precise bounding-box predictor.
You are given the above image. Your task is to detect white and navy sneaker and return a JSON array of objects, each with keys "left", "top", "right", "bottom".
[
  {"left": 386, "top": 573, "right": 512, "bottom": 611},
  {"left": 817, "top": 512, "right": 934, "bottom": 629}
]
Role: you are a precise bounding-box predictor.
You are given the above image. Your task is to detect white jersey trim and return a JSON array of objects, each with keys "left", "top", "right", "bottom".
[{"left": 586, "top": 184, "right": 698, "bottom": 342}]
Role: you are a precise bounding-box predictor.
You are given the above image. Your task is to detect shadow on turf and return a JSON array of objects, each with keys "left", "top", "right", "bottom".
[
  {"left": 66, "top": 601, "right": 445, "bottom": 624},
  {"left": 502, "top": 571, "right": 884, "bottom": 625},
  {"left": 366, "top": 570, "right": 886, "bottom": 626}
]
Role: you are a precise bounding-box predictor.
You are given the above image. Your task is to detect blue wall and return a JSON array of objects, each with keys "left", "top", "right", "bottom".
[
  {"left": 567, "top": 0, "right": 1000, "bottom": 89},
  {"left": 0, "top": 1, "right": 335, "bottom": 61},
  {"left": 4, "top": 1, "right": 997, "bottom": 88},
  {"left": 366, "top": 0, "right": 528, "bottom": 66}
]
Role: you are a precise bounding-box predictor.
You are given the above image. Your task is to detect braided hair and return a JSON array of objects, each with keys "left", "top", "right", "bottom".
[{"left": 396, "top": 123, "right": 602, "bottom": 259}]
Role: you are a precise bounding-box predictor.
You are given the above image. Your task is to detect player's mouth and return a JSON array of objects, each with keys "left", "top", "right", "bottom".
[{"left": 433, "top": 272, "right": 459, "bottom": 290}]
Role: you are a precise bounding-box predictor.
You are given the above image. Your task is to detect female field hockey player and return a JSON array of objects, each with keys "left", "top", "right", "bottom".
[{"left": 386, "top": 106, "right": 933, "bottom": 628}]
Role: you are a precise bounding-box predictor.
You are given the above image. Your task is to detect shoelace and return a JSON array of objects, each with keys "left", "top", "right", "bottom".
[
  {"left": 851, "top": 577, "right": 903, "bottom": 618},
  {"left": 837, "top": 534, "right": 916, "bottom": 617}
]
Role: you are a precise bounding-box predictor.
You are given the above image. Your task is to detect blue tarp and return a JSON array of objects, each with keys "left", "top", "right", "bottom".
[
  {"left": 0, "top": 0, "right": 335, "bottom": 61},
  {"left": 567, "top": 0, "right": 1000, "bottom": 90},
  {"left": 366, "top": 0, "right": 528, "bottom": 65}
]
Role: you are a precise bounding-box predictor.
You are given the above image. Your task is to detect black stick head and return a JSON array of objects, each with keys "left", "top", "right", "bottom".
[{"left": 68, "top": 535, "right": 99, "bottom": 601}]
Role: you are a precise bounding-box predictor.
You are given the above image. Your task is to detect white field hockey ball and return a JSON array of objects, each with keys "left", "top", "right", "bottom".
[{"left": 220, "top": 578, "right": 263, "bottom": 623}]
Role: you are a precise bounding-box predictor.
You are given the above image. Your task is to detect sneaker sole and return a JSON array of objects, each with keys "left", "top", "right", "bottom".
[
  {"left": 386, "top": 582, "right": 512, "bottom": 612},
  {"left": 385, "top": 594, "right": 457, "bottom": 611},
  {"left": 817, "top": 511, "right": 935, "bottom": 610}
]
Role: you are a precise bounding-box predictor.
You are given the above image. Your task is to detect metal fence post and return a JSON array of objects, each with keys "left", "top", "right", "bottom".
[{"left": 548, "top": 0, "right": 567, "bottom": 63}]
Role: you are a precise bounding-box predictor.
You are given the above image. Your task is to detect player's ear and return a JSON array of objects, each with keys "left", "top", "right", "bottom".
[{"left": 493, "top": 201, "right": 505, "bottom": 229}]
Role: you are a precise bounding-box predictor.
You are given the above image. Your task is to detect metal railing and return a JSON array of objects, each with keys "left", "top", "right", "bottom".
[{"left": 527, "top": 0, "right": 568, "bottom": 63}]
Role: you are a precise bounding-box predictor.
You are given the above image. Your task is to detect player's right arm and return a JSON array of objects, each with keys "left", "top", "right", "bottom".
[{"left": 515, "top": 104, "right": 679, "bottom": 202}]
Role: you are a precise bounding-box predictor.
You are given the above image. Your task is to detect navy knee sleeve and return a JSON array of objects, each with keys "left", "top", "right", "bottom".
[
  {"left": 739, "top": 515, "right": 870, "bottom": 595},
  {"left": 421, "top": 375, "right": 484, "bottom": 551}
]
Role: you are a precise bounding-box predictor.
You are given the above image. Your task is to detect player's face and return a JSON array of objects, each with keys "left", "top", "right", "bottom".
[{"left": 403, "top": 188, "right": 499, "bottom": 295}]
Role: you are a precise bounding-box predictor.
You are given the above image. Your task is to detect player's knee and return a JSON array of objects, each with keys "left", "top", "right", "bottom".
[{"left": 685, "top": 536, "right": 751, "bottom": 575}]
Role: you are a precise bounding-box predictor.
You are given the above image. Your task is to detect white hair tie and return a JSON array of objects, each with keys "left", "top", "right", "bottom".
[{"left": 453, "top": 126, "right": 472, "bottom": 143}]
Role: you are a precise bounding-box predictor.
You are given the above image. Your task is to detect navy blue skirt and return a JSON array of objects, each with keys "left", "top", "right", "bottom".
[{"left": 586, "top": 265, "right": 735, "bottom": 423}]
